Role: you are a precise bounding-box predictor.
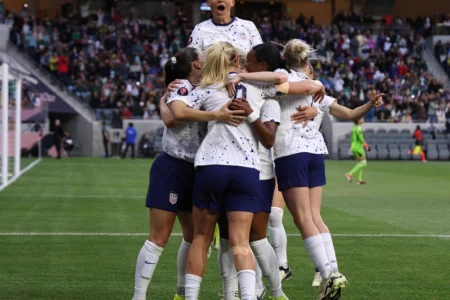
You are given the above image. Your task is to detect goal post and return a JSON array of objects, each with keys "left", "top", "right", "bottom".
[{"left": 0, "top": 62, "right": 42, "bottom": 191}]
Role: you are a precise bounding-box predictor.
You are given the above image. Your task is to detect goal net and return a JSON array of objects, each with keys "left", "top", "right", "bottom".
[{"left": 0, "top": 63, "right": 43, "bottom": 191}]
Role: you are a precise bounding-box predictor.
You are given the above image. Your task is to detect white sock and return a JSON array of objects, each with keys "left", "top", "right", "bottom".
[
  {"left": 255, "top": 259, "right": 264, "bottom": 290},
  {"left": 268, "top": 207, "right": 288, "bottom": 268},
  {"left": 237, "top": 270, "right": 256, "bottom": 300},
  {"left": 303, "top": 235, "right": 332, "bottom": 280},
  {"left": 321, "top": 233, "right": 338, "bottom": 272},
  {"left": 133, "top": 240, "right": 164, "bottom": 300},
  {"left": 176, "top": 239, "right": 191, "bottom": 296},
  {"left": 185, "top": 274, "right": 202, "bottom": 300},
  {"left": 218, "top": 238, "right": 239, "bottom": 300},
  {"left": 251, "top": 238, "right": 283, "bottom": 297}
]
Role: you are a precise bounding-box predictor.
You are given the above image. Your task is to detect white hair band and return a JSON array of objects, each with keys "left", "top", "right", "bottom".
[{"left": 171, "top": 57, "right": 177, "bottom": 64}]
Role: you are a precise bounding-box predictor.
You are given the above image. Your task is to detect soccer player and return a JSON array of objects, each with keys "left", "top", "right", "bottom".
[
  {"left": 183, "top": 42, "right": 267, "bottom": 300},
  {"left": 188, "top": 0, "right": 263, "bottom": 252},
  {"left": 131, "top": 47, "right": 244, "bottom": 300},
  {"left": 346, "top": 118, "right": 370, "bottom": 184},
  {"left": 285, "top": 48, "right": 384, "bottom": 299},
  {"left": 188, "top": 0, "right": 262, "bottom": 52},
  {"left": 408, "top": 125, "right": 427, "bottom": 162}
]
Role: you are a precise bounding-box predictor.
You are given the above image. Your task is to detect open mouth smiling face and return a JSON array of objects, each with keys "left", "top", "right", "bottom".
[{"left": 208, "top": 0, "right": 234, "bottom": 16}]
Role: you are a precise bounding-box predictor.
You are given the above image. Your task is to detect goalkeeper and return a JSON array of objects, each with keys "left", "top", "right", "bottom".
[{"left": 346, "top": 117, "right": 370, "bottom": 185}]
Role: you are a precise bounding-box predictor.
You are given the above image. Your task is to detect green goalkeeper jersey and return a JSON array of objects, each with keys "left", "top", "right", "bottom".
[{"left": 351, "top": 125, "right": 365, "bottom": 148}]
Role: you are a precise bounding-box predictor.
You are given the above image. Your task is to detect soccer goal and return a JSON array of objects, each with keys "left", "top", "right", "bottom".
[{"left": 0, "top": 63, "right": 43, "bottom": 191}]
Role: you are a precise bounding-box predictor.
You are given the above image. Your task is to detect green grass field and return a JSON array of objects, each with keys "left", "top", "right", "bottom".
[{"left": 0, "top": 158, "right": 449, "bottom": 300}]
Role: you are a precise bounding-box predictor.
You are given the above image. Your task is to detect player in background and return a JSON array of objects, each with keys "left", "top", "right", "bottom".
[
  {"left": 345, "top": 118, "right": 371, "bottom": 184},
  {"left": 132, "top": 47, "right": 245, "bottom": 300},
  {"left": 408, "top": 125, "right": 427, "bottom": 162},
  {"left": 188, "top": 0, "right": 262, "bottom": 52}
]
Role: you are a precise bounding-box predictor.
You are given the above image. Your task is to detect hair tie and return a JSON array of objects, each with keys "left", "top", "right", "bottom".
[
  {"left": 171, "top": 57, "right": 177, "bottom": 64},
  {"left": 270, "top": 41, "right": 286, "bottom": 48}
]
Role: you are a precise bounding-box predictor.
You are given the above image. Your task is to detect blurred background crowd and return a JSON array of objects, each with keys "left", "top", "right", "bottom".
[{"left": 4, "top": 3, "right": 450, "bottom": 125}]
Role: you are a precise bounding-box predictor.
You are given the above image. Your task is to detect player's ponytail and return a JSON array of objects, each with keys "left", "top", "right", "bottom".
[
  {"left": 252, "top": 43, "right": 288, "bottom": 72},
  {"left": 164, "top": 47, "right": 200, "bottom": 87},
  {"left": 283, "top": 39, "right": 315, "bottom": 72},
  {"left": 201, "top": 42, "right": 239, "bottom": 87}
]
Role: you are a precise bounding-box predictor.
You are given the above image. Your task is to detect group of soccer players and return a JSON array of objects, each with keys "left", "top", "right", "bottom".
[{"left": 131, "top": 1, "right": 384, "bottom": 300}]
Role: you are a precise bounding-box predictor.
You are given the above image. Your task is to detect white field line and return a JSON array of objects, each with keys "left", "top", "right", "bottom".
[
  {"left": 0, "top": 158, "right": 41, "bottom": 192},
  {"left": 0, "top": 232, "right": 449, "bottom": 238},
  {"left": 0, "top": 194, "right": 143, "bottom": 199}
]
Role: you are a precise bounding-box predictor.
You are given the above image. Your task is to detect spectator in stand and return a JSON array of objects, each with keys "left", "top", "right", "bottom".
[
  {"left": 427, "top": 99, "right": 439, "bottom": 123},
  {"left": 57, "top": 52, "right": 69, "bottom": 85},
  {"left": 122, "top": 122, "right": 137, "bottom": 159}
]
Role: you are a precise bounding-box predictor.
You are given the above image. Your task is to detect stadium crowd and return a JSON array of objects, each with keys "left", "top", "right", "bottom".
[{"left": 6, "top": 7, "right": 450, "bottom": 123}]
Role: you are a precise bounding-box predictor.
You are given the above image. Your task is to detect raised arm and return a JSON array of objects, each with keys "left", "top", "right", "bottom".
[{"left": 329, "top": 93, "right": 384, "bottom": 121}]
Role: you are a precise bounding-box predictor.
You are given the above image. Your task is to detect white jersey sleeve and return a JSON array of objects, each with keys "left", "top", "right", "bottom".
[
  {"left": 318, "top": 95, "right": 336, "bottom": 112},
  {"left": 187, "top": 24, "right": 203, "bottom": 50},
  {"left": 260, "top": 99, "right": 281, "bottom": 124},
  {"left": 247, "top": 21, "right": 263, "bottom": 47},
  {"left": 166, "top": 80, "right": 193, "bottom": 105}
]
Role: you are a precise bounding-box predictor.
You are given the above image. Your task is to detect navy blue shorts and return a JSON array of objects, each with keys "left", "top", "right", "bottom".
[
  {"left": 275, "top": 153, "right": 326, "bottom": 190},
  {"left": 259, "top": 178, "right": 275, "bottom": 213},
  {"left": 146, "top": 152, "right": 195, "bottom": 213},
  {"left": 193, "top": 165, "right": 260, "bottom": 213}
]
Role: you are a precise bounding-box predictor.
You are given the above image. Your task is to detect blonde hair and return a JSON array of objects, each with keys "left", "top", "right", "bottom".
[
  {"left": 283, "top": 39, "right": 315, "bottom": 71},
  {"left": 237, "top": 49, "right": 248, "bottom": 67},
  {"left": 200, "top": 42, "right": 239, "bottom": 87}
]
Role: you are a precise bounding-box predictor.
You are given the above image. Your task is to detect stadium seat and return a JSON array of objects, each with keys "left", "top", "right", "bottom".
[
  {"left": 377, "top": 143, "right": 389, "bottom": 160},
  {"left": 388, "top": 144, "right": 400, "bottom": 160},
  {"left": 367, "top": 148, "right": 377, "bottom": 160},
  {"left": 377, "top": 128, "right": 387, "bottom": 135},
  {"left": 400, "top": 129, "right": 411, "bottom": 135},
  {"left": 437, "top": 144, "right": 450, "bottom": 160},
  {"left": 426, "top": 144, "right": 439, "bottom": 160},
  {"left": 399, "top": 143, "right": 411, "bottom": 160},
  {"left": 338, "top": 141, "right": 351, "bottom": 159},
  {"left": 388, "top": 129, "right": 399, "bottom": 135}
]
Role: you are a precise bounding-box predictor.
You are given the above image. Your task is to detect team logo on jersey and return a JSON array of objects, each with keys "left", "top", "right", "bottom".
[
  {"left": 240, "top": 33, "right": 247, "bottom": 40},
  {"left": 177, "top": 87, "right": 189, "bottom": 96},
  {"left": 187, "top": 37, "right": 193, "bottom": 45},
  {"left": 169, "top": 192, "right": 178, "bottom": 205}
]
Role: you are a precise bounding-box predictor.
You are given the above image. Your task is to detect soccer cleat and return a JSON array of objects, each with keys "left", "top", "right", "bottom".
[
  {"left": 357, "top": 180, "right": 367, "bottom": 185},
  {"left": 212, "top": 224, "right": 220, "bottom": 251},
  {"left": 345, "top": 173, "right": 352, "bottom": 183},
  {"left": 279, "top": 266, "right": 293, "bottom": 281},
  {"left": 174, "top": 294, "right": 185, "bottom": 300},
  {"left": 317, "top": 272, "right": 347, "bottom": 300},
  {"left": 312, "top": 271, "right": 322, "bottom": 287},
  {"left": 269, "top": 294, "right": 289, "bottom": 300},
  {"left": 256, "top": 286, "right": 266, "bottom": 300}
]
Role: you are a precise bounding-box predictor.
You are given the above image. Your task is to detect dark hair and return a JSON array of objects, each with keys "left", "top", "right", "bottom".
[
  {"left": 164, "top": 48, "right": 199, "bottom": 87},
  {"left": 129, "top": 123, "right": 133, "bottom": 127},
  {"left": 252, "top": 44, "right": 288, "bottom": 72}
]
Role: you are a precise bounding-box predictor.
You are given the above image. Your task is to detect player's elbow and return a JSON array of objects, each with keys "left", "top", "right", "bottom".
[
  {"left": 171, "top": 108, "right": 188, "bottom": 122},
  {"left": 274, "top": 73, "right": 288, "bottom": 84},
  {"left": 164, "top": 119, "right": 178, "bottom": 128},
  {"left": 260, "top": 135, "right": 275, "bottom": 149}
]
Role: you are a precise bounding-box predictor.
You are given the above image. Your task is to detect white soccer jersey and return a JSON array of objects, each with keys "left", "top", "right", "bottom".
[
  {"left": 313, "top": 95, "right": 336, "bottom": 128},
  {"left": 258, "top": 99, "right": 280, "bottom": 180},
  {"left": 274, "top": 69, "right": 334, "bottom": 159},
  {"left": 162, "top": 80, "right": 201, "bottom": 163},
  {"left": 188, "top": 75, "right": 275, "bottom": 170},
  {"left": 188, "top": 17, "right": 262, "bottom": 52}
]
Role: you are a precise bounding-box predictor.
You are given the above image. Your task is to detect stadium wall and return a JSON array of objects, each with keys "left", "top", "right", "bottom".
[
  {"left": 324, "top": 115, "right": 447, "bottom": 159},
  {"left": 392, "top": 0, "right": 450, "bottom": 19}
]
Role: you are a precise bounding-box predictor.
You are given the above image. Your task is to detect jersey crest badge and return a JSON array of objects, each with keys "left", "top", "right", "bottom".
[
  {"left": 169, "top": 192, "right": 178, "bottom": 205},
  {"left": 177, "top": 87, "right": 189, "bottom": 96}
]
